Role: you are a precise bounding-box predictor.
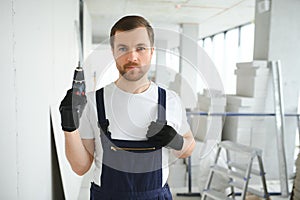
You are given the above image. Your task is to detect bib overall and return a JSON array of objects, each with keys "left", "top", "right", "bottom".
[{"left": 90, "top": 87, "right": 172, "bottom": 200}]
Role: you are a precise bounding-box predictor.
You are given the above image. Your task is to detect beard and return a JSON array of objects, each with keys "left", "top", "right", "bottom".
[{"left": 117, "top": 62, "right": 148, "bottom": 81}]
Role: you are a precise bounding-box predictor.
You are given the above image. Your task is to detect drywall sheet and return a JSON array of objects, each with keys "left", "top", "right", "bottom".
[{"left": 50, "top": 104, "right": 83, "bottom": 200}]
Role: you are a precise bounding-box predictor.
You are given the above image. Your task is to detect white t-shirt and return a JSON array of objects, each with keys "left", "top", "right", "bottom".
[{"left": 78, "top": 82, "right": 190, "bottom": 186}]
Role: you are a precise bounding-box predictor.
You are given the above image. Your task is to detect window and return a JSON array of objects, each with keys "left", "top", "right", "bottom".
[
  {"left": 224, "top": 28, "right": 239, "bottom": 94},
  {"left": 203, "top": 37, "right": 213, "bottom": 58},
  {"left": 212, "top": 33, "right": 225, "bottom": 82},
  {"left": 201, "top": 23, "right": 254, "bottom": 94},
  {"left": 239, "top": 23, "right": 255, "bottom": 62}
]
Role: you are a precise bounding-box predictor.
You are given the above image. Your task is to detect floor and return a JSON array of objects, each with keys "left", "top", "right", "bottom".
[
  {"left": 78, "top": 180, "right": 293, "bottom": 200},
  {"left": 171, "top": 180, "right": 294, "bottom": 200},
  {"left": 79, "top": 189, "right": 291, "bottom": 199},
  {"left": 172, "top": 189, "right": 290, "bottom": 200},
  {"left": 172, "top": 194, "right": 289, "bottom": 200}
]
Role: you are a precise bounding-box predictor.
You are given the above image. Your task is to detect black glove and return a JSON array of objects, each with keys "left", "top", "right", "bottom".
[
  {"left": 146, "top": 121, "right": 184, "bottom": 150},
  {"left": 59, "top": 89, "right": 87, "bottom": 132}
]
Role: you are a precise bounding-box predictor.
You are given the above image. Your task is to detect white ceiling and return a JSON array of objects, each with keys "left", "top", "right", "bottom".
[{"left": 85, "top": 0, "right": 255, "bottom": 43}]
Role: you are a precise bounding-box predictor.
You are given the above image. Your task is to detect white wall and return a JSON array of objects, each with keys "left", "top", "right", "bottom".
[
  {"left": 0, "top": 0, "right": 80, "bottom": 199},
  {"left": 253, "top": 0, "right": 300, "bottom": 180},
  {"left": 1, "top": 1, "right": 17, "bottom": 198}
]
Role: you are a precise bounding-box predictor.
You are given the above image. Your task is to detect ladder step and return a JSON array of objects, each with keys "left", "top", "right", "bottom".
[
  {"left": 220, "top": 140, "right": 262, "bottom": 156},
  {"left": 211, "top": 165, "right": 246, "bottom": 181},
  {"left": 203, "top": 190, "right": 232, "bottom": 200},
  {"left": 227, "top": 161, "right": 262, "bottom": 176},
  {"left": 229, "top": 181, "right": 266, "bottom": 198}
]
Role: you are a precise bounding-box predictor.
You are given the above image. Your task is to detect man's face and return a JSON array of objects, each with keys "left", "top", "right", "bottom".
[{"left": 112, "top": 27, "right": 154, "bottom": 81}]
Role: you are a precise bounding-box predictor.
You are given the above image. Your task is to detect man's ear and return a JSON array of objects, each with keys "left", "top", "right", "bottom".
[{"left": 150, "top": 47, "right": 154, "bottom": 56}]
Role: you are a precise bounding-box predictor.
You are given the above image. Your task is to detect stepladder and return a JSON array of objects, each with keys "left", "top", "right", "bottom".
[{"left": 201, "top": 140, "right": 270, "bottom": 200}]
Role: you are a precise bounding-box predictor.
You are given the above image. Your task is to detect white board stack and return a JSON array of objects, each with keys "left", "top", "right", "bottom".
[
  {"left": 223, "top": 61, "right": 270, "bottom": 163},
  {"left": 191, "top": 89, "right": 226, "bottom": 142},
  {"left": 235, "top": 61, "right": 269, "bottom": 98},
  {"left": 223, "top": 96, "right": 258, "bottom": 145}
]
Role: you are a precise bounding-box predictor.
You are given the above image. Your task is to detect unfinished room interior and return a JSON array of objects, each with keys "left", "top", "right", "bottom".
[{"left": 1, "top": 0, "right": 300, "bottom": 199}]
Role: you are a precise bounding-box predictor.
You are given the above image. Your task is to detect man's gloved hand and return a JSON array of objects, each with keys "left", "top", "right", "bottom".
[
  {"left": 146, "top": 121, "right": 184, "bottom": 150},
  {"left": 59, "top": 89, "right": 87, "bottom": 132}
]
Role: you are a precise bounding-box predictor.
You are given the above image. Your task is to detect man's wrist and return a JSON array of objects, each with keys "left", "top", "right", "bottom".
[
  {"left": 167, "top": 133, "right": 183, "bottom": 150},
  {"left": 62, "top": 127, "right": 77, "bottom": 132},
  {"left": 64, "top": 129, "right": 79, "bottom": 134}
]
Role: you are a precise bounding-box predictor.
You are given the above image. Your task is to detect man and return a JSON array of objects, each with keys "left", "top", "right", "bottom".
[{"left": 60, "top": 15, "right": 195, "bottom": 200}]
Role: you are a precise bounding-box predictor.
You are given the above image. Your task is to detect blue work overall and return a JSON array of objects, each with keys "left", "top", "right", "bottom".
[{"left": 90, "top": 87, "right": 172, "bottom": 200}]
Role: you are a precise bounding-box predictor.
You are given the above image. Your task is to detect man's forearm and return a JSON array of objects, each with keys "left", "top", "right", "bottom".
[
  {"left": 173, "top": 131, "right": 195, "bottom": 158},
  {"left": 64, "top": 130, "right": 93, "bottom": 176}
]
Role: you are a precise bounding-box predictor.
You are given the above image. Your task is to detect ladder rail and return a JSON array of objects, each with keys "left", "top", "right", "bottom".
[
  {"left": 202, "top": 146, "right": 222, "bottom": 200},
  {"left": 257, "top": 155, "right": 269, "bottom": 198},
  {"left": 226, "top": 149, "right": 235, "bottom": 199},
  {"left": 241, "top": 157, "right": 254, "bottom": 200}
]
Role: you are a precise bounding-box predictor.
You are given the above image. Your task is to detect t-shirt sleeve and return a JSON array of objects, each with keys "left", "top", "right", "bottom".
[
  {"left": 166, "top": 90, "right": 191, "bottom": 136},
  {"left": 78, "top": 92, "right": 97, "bottom": 139}
]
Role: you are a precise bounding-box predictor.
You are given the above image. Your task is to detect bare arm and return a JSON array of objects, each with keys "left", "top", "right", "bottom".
[
  {"left": 64, "top": 130, "right": 94, "bottom": 176},
  {"left": 172, "top": 130, "right": 195, "bottom": 158}
]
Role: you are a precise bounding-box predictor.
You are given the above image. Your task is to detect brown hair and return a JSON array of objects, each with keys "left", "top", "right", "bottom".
[{"left": 110, "top": 15, "right": 154, "bottom": 48}]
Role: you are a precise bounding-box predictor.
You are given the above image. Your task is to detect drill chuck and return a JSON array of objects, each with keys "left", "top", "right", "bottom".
[{"left": 72, "top": 66, "right": 86, "bottom": 96}]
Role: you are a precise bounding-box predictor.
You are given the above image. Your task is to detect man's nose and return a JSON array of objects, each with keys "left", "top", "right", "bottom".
[{"left": 126, "top": 50, "right": 138, "bottom": 62}]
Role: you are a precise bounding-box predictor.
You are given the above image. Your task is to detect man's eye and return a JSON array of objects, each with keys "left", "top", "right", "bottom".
[
  {"left": 137, "top": 47, "right": 146, "bottom": 51},
  {"left": 119, "top": 47, "right": 127, "bottom": 52}
]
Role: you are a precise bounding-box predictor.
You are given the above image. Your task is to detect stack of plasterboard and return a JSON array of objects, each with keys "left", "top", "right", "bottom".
[
  {"left": 223, "top": 95, "right": 263, "bottom": 145},
  {"left": 223, "top": 61, "right": 270, "bottom": 163},
  {"left": 191, "top": 89, "right": 226, "bottom": 142},
  {"left": 223, "top": 95, "right": 258, "bottom": 163},
  {"left": 188, "top": 90, "right": 226, "bottom": 191},
  {"left": 235, "top": 60, "right": 269, "bottom": 98}
]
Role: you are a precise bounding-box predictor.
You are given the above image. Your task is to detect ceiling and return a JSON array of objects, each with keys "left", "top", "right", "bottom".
[{"left": 85, "top": 0, "right": 255, "bottom": 43}]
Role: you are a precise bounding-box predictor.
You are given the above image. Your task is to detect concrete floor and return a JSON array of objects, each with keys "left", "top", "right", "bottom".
[
  {"left": 78, "top": 180, "right": 293, "bottom": 200},
  {"left": 173, "top": 195, "right": 289, "bottom": 200},
  {"left": 79, "top": 187, "right": 291, "bottom": 200},
  {"left": 171, "top": 180, "right": 294, "bottom": 200},
  {"left": 172, "top": 191, "right": 290, "bottom": 200}
]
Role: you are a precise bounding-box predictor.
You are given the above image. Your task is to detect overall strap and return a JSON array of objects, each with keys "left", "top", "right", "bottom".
[
  {"left": 95, "top": 88, "right": 109, "bottom": 134},
  {"left": 157, "top": 87, "right": 167, "bottom": 124}
]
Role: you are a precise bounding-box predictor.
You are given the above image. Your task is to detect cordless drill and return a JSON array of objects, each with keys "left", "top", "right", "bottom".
[
  {"left": 59, "top": 21, "right": 87, "bottom": 132},
  {"left": 59, "top": 63, "right": 87, "bottom": 132},
  {"left": 73, "top": 19, "right": 85, "bottom": 97}
]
